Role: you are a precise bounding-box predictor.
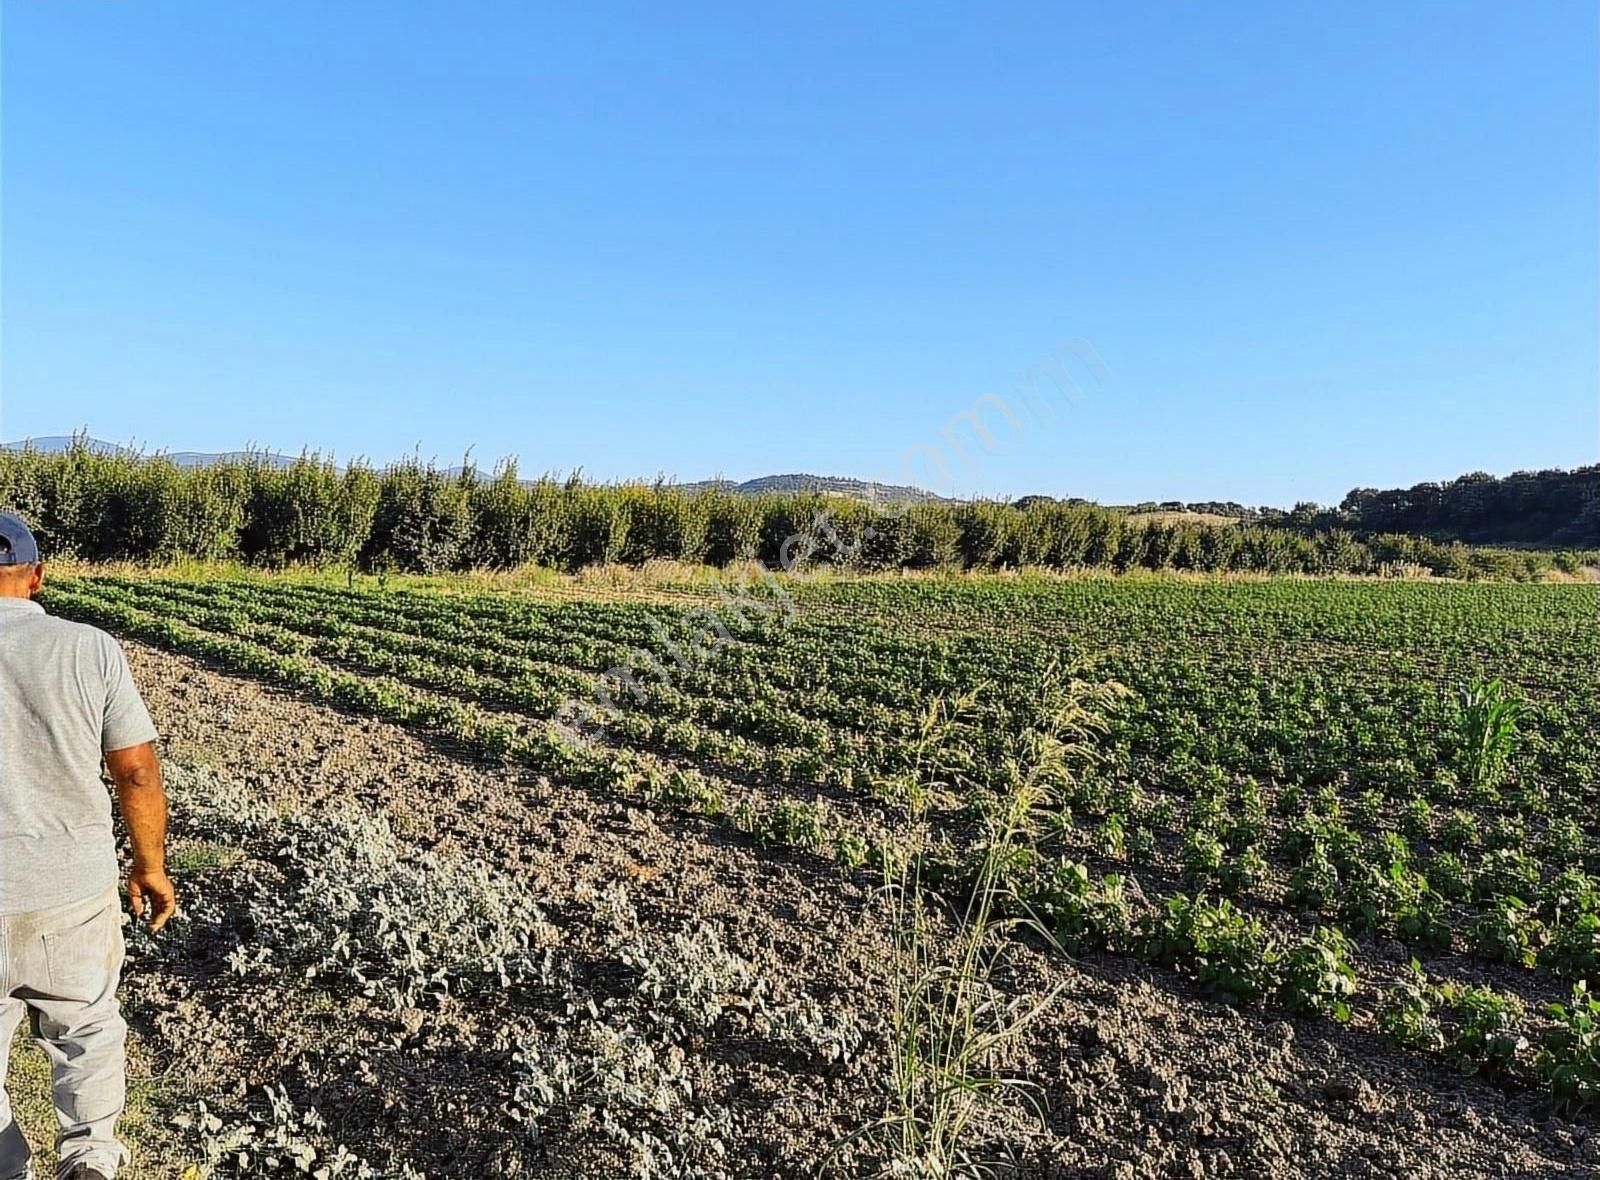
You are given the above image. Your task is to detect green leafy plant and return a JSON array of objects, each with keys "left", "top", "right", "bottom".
[
  {"left": 1467, "top": 897, "right": 1544, "bottom": 968},
  {"left": 1540, "top": 817, "right": 1587, "bottom": 867},
  {"left": 1541, "top": 913, "right": 1600, "bottom": 978},
  {"left": 1352, "top": 788, "right": 1387, "bottom": 830},
  {"left": 1438, "top": 983, "right": 1526, "bottom": 1075},
  {"left": 1471, "top": 847, "right": 1540, "bottom": 903},
  {"left": 1438, "top": 808, "right": 1480, "bottom": 852},
  {"left": 1180, "top": 826, "right": 1226, "bottom": 887},
  {"left": 1400, "top": 796, "right": 1433, "bottom": 841},
  {"left": 1538, "top": 982, "right": 1600, "bottom": 1112},
  {"left": 1217, "top": 844, "right": 1268, "bottom": 895},
  {"left": 1454, "top": 677, "right": 1525, "bottom": 799},
  {"left": 1426, "top": 851, "right": 1471, "bottom": 900},
  {"left": 1279, "top": 926, "right": 1357, "bottom": 1021},
  {"left": 1285, "top": 839, "right": 1339, "bottom": 912},
  {"left": 1540, "top": 869, "right": 1600, "bottom": 925},
  {"left": 1146, "top": 895, "right": 1280, "bottom": 1005},
  {"left": 1377, "top": 960, "right": 1444, "bottom": 1052},
  {"left": 1095, "top": 813, "right": 1127, "bottom": 860}
]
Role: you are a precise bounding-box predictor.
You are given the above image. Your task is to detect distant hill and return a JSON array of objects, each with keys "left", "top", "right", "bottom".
[
  {"left": 677, "top": 473, "right": 945, "bottom": 503},
  {"left": 1, "top": 435, "right": 298, "bottom": 470}
]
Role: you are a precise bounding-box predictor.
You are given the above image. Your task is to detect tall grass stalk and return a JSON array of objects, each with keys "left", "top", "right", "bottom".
[{"left": 845, "top": 668, "right": 1123, "bottom": 1178}]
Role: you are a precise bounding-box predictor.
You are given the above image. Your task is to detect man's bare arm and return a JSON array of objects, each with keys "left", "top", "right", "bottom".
[{"left": 105, "top": 741, "right": 177, "bottom": 931}]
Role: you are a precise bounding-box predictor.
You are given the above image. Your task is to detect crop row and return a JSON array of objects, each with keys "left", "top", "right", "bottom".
[{"left": 46, "top": 574, "right": 1600, "bottom": 1105}]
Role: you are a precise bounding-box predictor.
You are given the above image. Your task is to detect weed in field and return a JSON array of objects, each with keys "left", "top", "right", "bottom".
[
  {"left": 1455, "top": 678, "right": 1526, "bottom": 800},
  {"left": 175, "top": 1085, "right": 417, "bottom": 1179},
  {"left": 848, "top": 670, "right": 1125, "bottom": 1179},
  {"left": 513, "top": 883, "right": 865, "bottom": 1178},
  {"left": 515, "top": 1023, "right": 736, "bottom": 1180},
  {"left": 622, "top": 923, "right": 757, "bottom": 1034},
  {"left": 150, "top": 765, "right": 554, "bottom": 1009}
]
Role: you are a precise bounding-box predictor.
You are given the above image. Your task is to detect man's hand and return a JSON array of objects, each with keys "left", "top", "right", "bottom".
[
  {"left": 128, "top": 864, "right": 177, "bottom": 931},
  {"left": 106, "top": 741, "right": 177, "bottom": 931}
]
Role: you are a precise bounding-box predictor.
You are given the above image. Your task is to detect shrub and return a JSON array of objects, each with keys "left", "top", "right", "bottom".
[{"left": 360, "top": 459, "right": 473, "bottom": 572}]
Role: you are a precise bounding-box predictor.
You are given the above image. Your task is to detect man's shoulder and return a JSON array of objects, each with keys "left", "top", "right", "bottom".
[{"left": 25, "top": 609, "right": 121, "bottom": 653}]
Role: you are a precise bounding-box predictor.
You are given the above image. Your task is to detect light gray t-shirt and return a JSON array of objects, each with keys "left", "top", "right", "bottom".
[{"left": 0, "top": 596, "right": 158, "bottom": 913}]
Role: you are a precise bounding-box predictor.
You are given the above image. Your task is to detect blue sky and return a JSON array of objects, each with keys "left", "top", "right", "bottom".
[{"left": 1, "top": 2, "right": 1594, "bottom": 505}]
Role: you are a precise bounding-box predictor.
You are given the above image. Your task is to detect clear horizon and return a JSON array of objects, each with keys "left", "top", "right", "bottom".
[{"left": 2, "top": 3, "right": 1595, "bottom": 506}]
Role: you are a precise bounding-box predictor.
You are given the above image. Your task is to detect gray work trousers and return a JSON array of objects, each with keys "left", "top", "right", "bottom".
[{"left": 0, "top": 888, "right": 128, "bottom": 1179}]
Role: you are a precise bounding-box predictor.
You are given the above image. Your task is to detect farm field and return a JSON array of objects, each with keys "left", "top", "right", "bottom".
[{"left": 18, "top": 568, "right": 1600, "bottom": 1177}]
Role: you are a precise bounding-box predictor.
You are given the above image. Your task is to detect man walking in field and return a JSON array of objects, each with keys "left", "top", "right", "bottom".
[{"left": 0, "top": 512, "right": 176, "bottom": 1180}]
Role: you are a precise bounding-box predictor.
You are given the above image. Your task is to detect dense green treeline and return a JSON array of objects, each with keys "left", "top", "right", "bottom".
[
  {"left": 0, "top": 443, "right": 1590, "bottom": 579},
  {"left": 1332, "top": 465, "right": 1599, "bottom": 547}
]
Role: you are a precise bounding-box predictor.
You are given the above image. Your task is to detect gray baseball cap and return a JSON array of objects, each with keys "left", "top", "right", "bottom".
[{"left": 0, "top": 512, "right": 41, "bottom": 565}]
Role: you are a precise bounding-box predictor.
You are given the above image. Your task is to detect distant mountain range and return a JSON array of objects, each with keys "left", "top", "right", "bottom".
[
  {"left": 0, "top": 436, "right": 944, "bottom": 504},
  {"left": 1, "top": 435, "right": 300, "bottom": 470}
]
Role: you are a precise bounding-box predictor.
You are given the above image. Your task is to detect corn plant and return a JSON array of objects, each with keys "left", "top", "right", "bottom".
[{"left": 1454, "top": 678, "right": 1525, "bottom": 798}]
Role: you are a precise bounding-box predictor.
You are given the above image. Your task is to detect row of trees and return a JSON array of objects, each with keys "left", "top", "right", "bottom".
[
  {"left": 0, "top": 444, "right": 1587, "bottom": 580},
  {"left": 1333, "top": 467, "right": 1598, "bottom": 546}
]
